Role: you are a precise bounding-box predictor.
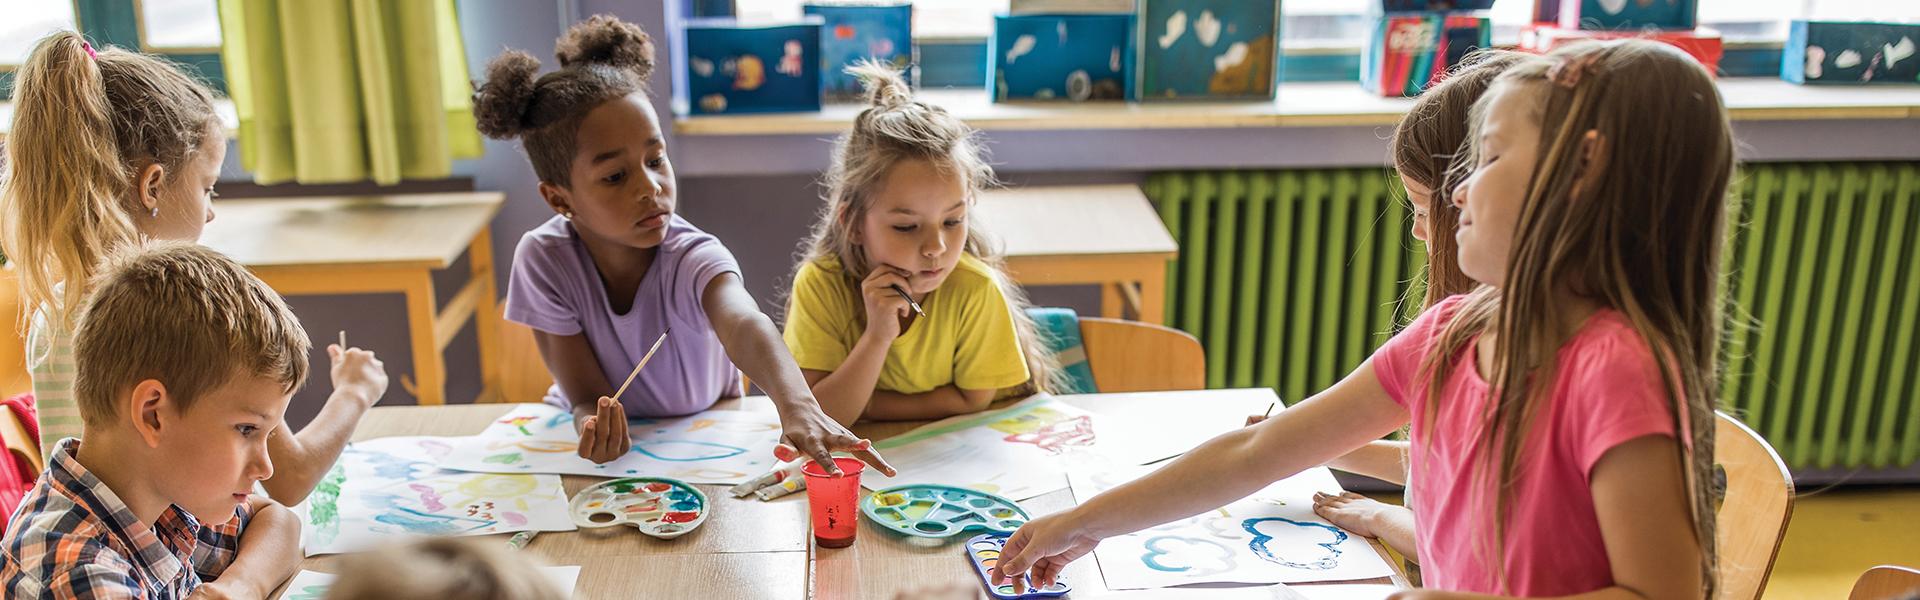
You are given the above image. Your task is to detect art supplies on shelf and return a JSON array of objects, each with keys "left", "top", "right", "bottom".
[
  {"left": 1362, "top": 13, "right": 1491, "bottom": 97},
  {"left": 1782, "top": 21, "right": 1920, "bottom": 86}
]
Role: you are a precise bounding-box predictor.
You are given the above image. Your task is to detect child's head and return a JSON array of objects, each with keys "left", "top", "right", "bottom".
[
  {"left": 323, "top": 538, "right": 567, "bottom": 600},
  {"left": 1390, "top": 49, "right": 1527, "bottom": 307},
  {"left": 799, "top": 62, "right": 1057, "bottom": 392},
  {"left": 473, "top": 16, "right": 671, "bottom": 250},
  {"left": 72, "top": 241, "right": 308, "bottom": 524},
  {"left": 0, "top": 31, "right": 226, "bottom": 321},
  {"left": 1435, "top": 39, "right": 1732, "bottom": 594}
]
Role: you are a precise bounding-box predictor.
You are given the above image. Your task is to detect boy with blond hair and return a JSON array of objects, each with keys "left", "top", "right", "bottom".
[{"left": 3, "top": 242, "right": 307, "bottom": 598}]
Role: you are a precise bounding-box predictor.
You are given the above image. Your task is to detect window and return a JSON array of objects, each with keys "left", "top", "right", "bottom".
[
  {"left": 1, "top": 1, "right": 78, "bottom": 67},
  {"left": 735, "top": 0, "right": 1010, "bottom": 40},
  {"left": 138, "top": 0, "right": 223, "bottom": 51}
]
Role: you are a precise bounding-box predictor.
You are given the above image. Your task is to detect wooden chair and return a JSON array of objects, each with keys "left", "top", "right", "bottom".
[
  {"left": 1715, "top": 411, "right": 1795, "bottom": 600},
  {"left": 1851, "top": 566, "right": 1920, "bottom": 600},
  {"left": 496, "top": 307, "right": 552, "bottom": 404},
  {"left": 1077, "top": 317, "right": 1205, "bottom": 393}
]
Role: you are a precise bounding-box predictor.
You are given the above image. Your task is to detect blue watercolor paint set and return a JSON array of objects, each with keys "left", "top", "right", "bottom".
[
  {"left": 965, "top": 534, "right": 1071, "bottom": 599},
  {"left": 569, "top": 477, "right": 709, "bottom": 539},
  {"left": 861, "top": 484, "right": 1031, "bottom": 538}
]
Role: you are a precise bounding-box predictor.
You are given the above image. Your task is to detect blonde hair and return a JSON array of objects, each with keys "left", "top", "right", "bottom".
[
  {"left": 1423, "top": 40, "right": 1727, "bottom": 596},
  {"left": 0, "top": 31, "right": 221, "bottom": 327},
  {"left": 795, "top": 61, "right": 1060, "bottom": 394},
  {"left": 72, "top": 242, "right": 308, "bottom": 426},
  {"left": 324, "top": 538, "right": 567, "bottom": 600}
]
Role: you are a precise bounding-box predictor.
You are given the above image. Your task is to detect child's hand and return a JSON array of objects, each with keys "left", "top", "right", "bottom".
[
  {"left": 1244, "top": 414, "right": 1268, "bottom": 427},
  {"left": 772, "top": 402, "right": 897, "bottom": 477},
  {"left": 574, "top": 396, "right": 631, "bottom": 464},
  {"left": 992, "top": 511, "right": 1102, "bottom": 594},
  {"left": 859, "top": 266, "right": 914, "bottom": 339},
  {"left": 329, "top": 344, "right": 389, "bottom": 410}
]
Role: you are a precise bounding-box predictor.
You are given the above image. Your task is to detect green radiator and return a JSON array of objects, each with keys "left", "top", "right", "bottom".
[{"left": 1145, "top": 162, "right": 1920, "bottom": 470}]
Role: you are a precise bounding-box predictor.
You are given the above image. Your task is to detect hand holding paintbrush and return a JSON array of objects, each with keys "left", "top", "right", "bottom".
[{"left": 575, "top": 329, "right": 670, "bottom": 464}]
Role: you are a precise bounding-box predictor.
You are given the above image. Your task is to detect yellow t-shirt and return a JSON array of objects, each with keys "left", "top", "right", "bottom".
[{"left": 784, "top": 254, "right": 1031, "bottom": 395}]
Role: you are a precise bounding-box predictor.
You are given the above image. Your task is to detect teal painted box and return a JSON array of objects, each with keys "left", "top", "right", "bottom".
[
  {"left": 1557, "top": 0, "right": 1696, "bottom": 31},
  {"left": 991, "top": 13, "right": 1136, "bottom": 102},
  {"left": 1135, "top": 0, "right": 1281, "bottom": 101},
  {"left": 1782, "top": 21, "right": 1920, "bottom": 85},
  {"left": 803, "top": 3, "right": 914, "bottom": 99},
  {"left": 673, "top": 18, "right": 823, "bottom": 115}
]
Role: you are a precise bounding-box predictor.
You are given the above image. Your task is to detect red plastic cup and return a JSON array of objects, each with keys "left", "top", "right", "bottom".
[{"left": 802, "top": 457, "right": 866, "bottom": 548}]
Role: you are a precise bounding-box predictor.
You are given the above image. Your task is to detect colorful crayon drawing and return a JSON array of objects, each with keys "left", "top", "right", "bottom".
[
  {"left": 1073, "top": 466, "right": 1396, "bottom": 590},
  {"left": 865, "top": 395, "right": 1136, "bottom": 500},
  {"left": 426, "top": 403, "right": 782, "bottom": 485},
  {"left": 295, "top": 437, "right": 575, "bottom": 557},
  {"left": 994, "top": 407, "right": 1096, "bottom": 455}
]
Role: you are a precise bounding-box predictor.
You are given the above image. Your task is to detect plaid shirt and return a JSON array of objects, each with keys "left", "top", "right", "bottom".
[{"left": 2, "top": 438, "right": 251, "bottom": 599}]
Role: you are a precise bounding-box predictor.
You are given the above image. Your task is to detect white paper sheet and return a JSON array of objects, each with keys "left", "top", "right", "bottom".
[
  {"left": 1071, "top": 465, "right": 1396, "bottom": 589},
  {"left": 295, "top": 437, "right": 576, "bottom": 557},
  {"left": 861, "top": 395, "right": 1140, "bottom": 500},
  {"left": 430, "top": 403, "right": 786, "bottom": 485}
]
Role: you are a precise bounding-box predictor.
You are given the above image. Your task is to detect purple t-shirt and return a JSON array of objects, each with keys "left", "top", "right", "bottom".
[{"left": 504, "top": 214, "right": 743, "bottom": 417}]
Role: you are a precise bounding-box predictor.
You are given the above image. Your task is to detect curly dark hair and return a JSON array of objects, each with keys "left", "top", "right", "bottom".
[{"left": 472, "top": 15, "right": 656, "bottom": 185}]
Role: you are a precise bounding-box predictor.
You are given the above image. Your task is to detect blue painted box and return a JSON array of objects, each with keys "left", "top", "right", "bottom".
[
  {"left": 1374, "top": 0, "right": 1497, "bottom": 12},
  {"left": 1557, "top": 0, "right": 1696, "bottom": 31},
  {"left": 673, "top": 18, "right": 823, "bottom": 115},
  {"left": 1136, "top": 0, "right": 1281, "bottom": 101},
  {"left": 803, "top": 3, "right": 914, "bottom": 99},
  {"left": 1362, "top": 13, "right": 1491, "bottom": 97},
  {"left": 1783, "top": 21, "right": 1920, "bottom": 85},
  {"left": 991, "top": 14, "right": 1136, "bottom": 102}
]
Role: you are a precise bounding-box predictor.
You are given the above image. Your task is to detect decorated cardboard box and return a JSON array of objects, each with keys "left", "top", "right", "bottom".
[
  {"left": 803, "top": 3, "right": 914, "bottom": 99},
  {"left": 991, "top": 13, "right": 1136, "bottom": 102},
  {"left": 1374, "top": 0, "right": 1497, "bottom": 12},
  {"left": 1135, "top": 0, "right": 1280, "bottom": 101},
  {"left": 1783, "top": 20, "right": 1920, "bottom": 85},
  {"left": 1362, "top": 13, "right": 1491, "bottom": 97},
  {"left": 1557, "top": 0, "right": 1697, "bottom": 31},
  {"left": 1520, "top": 25, "right": 1724, "bottom": 75},
  {"left": 674, "top": 18, "right": 823, "bottom": 115}
]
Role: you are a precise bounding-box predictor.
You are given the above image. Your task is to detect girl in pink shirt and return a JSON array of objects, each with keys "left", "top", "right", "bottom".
[{"left": 999, "top": 40, "right": 1728, "bottom": 599}]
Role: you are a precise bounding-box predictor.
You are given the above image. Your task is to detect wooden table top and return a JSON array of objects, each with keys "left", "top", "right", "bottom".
[
  {"left": 200, "top": 192, "right": 505, "bottom": 270},
  {"left": 975, "top": 185, "right": 1179, "bottom": 259},
  {"left": 307, "top": 390, "right": 1405, "bottom": 599}
]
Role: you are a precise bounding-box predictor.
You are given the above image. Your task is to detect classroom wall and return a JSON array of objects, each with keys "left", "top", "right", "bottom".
[{"left": 186, "top": 0, "right": 1920, "bottom": 428}]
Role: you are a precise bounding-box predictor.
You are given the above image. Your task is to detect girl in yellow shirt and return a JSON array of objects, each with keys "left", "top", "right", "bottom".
[{"left": 784, "top": 63, "right": 1058, "bottom": 423}]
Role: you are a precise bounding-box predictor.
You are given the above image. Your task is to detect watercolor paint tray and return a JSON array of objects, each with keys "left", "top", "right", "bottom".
[
  {"left": 861, "top": 484, "right": 1030, "bottom": 539},
  {"left": 966, "top": 534, "right": 1070, "bottom": 599},
  {"left": 569, "top": 477, "right": 708, "bottom": 539}
]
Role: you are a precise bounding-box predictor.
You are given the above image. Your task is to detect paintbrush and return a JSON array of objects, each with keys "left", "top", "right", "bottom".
[
  {"left": 612, "top": 328, "right": 672, "bottom": 402},
  {"left": 890, "top": 284, "right": 926, "bottom": 318},
  {"left": 1263, "top": 402, "right": 1276, "bottom": 419},
  {"left": 338, "top": 330, "right": 347, "bottom": 350}
]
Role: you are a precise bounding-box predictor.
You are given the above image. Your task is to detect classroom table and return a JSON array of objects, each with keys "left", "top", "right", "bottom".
[
  {"left": 975, "top": 185, "right": 1179, "bottom": 324},
  {"left": 292, "top": 389, "right": 1406, "bottom": 599},
  {"left": 200, "top": 193, "right": 507, "bottom": 406}
]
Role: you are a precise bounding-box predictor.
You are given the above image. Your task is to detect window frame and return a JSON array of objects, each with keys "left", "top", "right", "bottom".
[{"left": 1, "top": 0, "right": 226, "bottom": 97}]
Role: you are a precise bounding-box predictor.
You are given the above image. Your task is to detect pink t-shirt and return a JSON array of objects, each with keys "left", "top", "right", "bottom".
[{"left": 1372, "top": 295, "right": 1683, "bottom": 596}]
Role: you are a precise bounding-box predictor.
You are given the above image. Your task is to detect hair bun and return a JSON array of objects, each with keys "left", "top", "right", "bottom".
[
  {"left": 473, "top": 50, "right": 541, "bottom": 139},
  {"left": 555, "top": 14, "right": 655, "bottom": 79},
  {"left": 847, "top": 60, "right": 912, "bottom": 109}
]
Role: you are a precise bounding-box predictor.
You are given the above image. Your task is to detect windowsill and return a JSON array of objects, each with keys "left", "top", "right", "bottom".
[
  {"left": 0, "top": 98, "right": 239, "bottom": 140},
  {"left": 673, "top": 79, "right": 1920, "bottom": 137}
]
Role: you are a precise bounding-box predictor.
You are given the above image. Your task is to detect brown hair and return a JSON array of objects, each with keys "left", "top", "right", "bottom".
[
  {"left": 324, "top": 538, "right": 566, "bottom": 600},
  {"left": 1392, "top": 49, "right": 1528, "bottom": 309},
  {"left": 794, "top": 62, "right": 1060, "bottom": 394},
  {"left": 472, "top": 15, "right": 656, "bottom": 186},
  {"left": 1, "top": 31, "right": 221, "bottom": 326},
  {"left": 1422, "top": 40, "right": 1728, "bottom": 596},
  {"left": 72, "top": 242, "right": 309, "bottom": 426}
]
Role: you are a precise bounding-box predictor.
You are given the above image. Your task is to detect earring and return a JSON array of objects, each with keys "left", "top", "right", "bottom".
[
  {"left": 563, "top": 211, "right": 575, "bottom": 220},
  {"left": 150, "top": 206, "right": 160, "bottom": 218}
]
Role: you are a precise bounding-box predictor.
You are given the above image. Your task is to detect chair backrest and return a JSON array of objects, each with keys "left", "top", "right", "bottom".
[
  {"left": 1077, "top": 317, "right": 1205, "bottom": 393},
  {"left": 497, "top": 306, "right": 553, "bottom": 404},
  {"left": 1715, "top": 411, "right": 1795, "bottom": 600},
  {"left": 1851, "top": 565, "right": 1920, "bottom": 600},
  {"left": 1, "top": 405, "right": 40, "bottom": 476}
]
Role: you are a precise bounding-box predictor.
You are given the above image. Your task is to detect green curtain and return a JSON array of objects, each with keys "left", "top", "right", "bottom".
[{"left": 218, "top": 0, "right": 482, "bottom": 185}]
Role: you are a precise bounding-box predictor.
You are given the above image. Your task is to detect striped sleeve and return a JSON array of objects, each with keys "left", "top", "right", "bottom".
[{"left": 28, "top": 312, "right": 84, "bottom": 458}]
